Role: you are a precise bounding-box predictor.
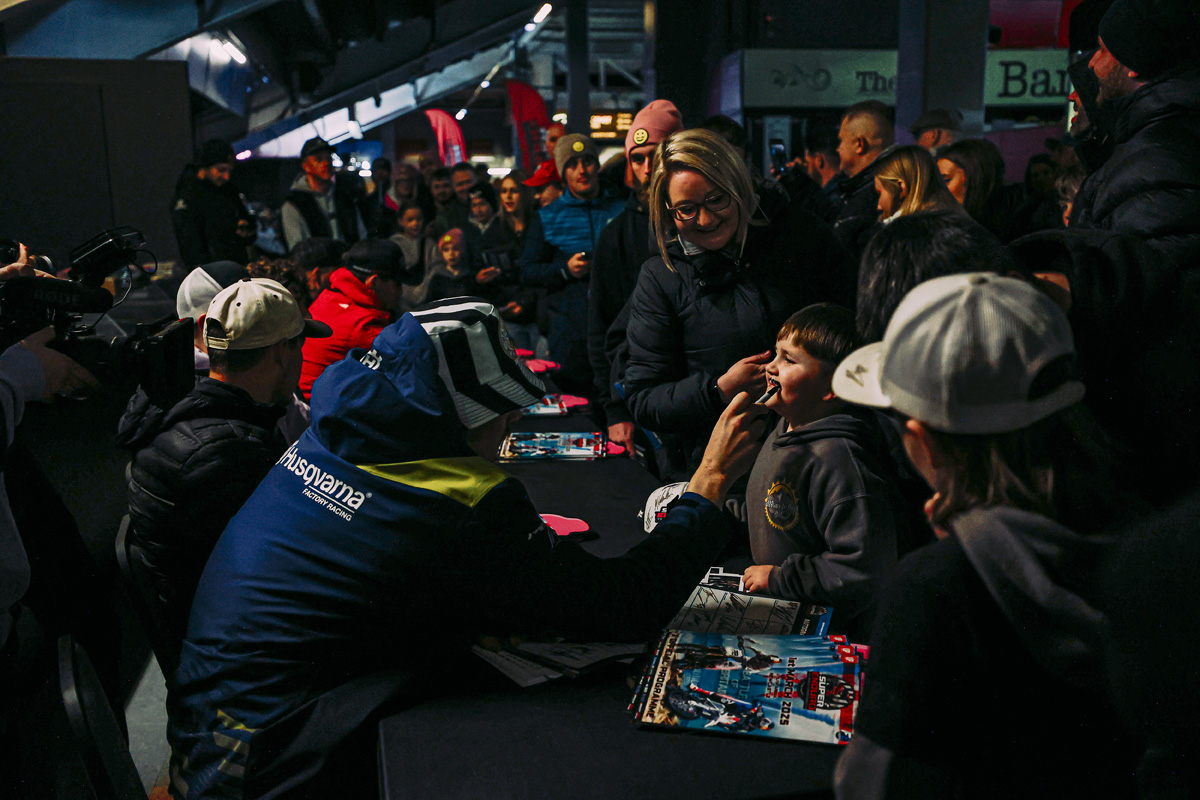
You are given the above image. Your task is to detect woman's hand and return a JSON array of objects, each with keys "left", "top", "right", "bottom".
[
  {"left": 716, "top": 351, "right": 772, "bottom": 405},
  {"left": 476, "top": 266, "right": 502, "bottom": 284},
  {"left": 687, "top": 392, "right": 770, "bottom": 505}
]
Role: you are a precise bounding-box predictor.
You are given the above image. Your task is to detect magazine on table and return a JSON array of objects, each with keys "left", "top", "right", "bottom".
[
  {"left": 522, "top": 395, "right": 570, "bottom": 416},
  {"left": 498, "top": 431, "right": 608, "bottom": 461},
  {"left": 670, "top": 580, "right": 833, "bottom": 637},
  {"left": 630, "top": 630, "right": 863, "bottom": 745}
]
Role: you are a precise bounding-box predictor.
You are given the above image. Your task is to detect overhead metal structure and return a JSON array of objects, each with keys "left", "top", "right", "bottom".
[{"left": 1, "top": 0, "right": 650, "bottom": 156}]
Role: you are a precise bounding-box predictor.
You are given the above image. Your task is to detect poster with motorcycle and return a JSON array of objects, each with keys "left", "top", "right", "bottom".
[{"left": 632, "top": 630, "right": 862, "bottom": 745}]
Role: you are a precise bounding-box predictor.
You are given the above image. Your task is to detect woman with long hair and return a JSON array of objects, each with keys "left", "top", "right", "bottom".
[
  {"left": 498, "top": 170, "right": 535, "bottom": 244},
  {"left": 936, "top": 138, "right": 1019, "bottom": 241},
  {"left": 623, "top": 128, "right": 852, "bottom": 478},
  {"left": 871, "top": 145, "right": 963, "bottom": 222},
  {"left": 832, "top": 273, "right": 1138, "bottom": 799}
]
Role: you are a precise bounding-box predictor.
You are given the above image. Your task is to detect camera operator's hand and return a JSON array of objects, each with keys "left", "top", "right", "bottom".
[
  {"left": 0, "top": 243, "right": 54, "bottom": 281},
  {"left": 0, "top": 243, "right": 36, "bottom": 282},
  {"left": 20, "top": 328, "right": 99, "bottom": 400}
]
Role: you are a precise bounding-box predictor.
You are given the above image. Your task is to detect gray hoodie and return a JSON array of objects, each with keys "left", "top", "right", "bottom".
[{"left": 746, "top": 405, "right": 912, "bottom": 632}]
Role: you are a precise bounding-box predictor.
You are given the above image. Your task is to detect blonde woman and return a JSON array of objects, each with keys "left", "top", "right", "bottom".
[
  {"left": 622, "top": 128, "right": 852, "bottom": 478},
  {"left": 872, "top": 145, "right": 964, "bottom": 222}
]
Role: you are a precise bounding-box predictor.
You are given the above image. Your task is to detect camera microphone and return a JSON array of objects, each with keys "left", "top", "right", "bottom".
[{"left": 2, "top": 276, "right": 114, "bottom": 314}]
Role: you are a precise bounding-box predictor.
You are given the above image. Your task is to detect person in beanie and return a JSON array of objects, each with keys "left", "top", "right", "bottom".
[
  {"left": 170, "top": 139, "right": 256, "bottom": 271},
  {"left": 830, "top": 273, "right": 1139, "bottom": 799},
  {"left": 117, "top": 278, "right": 332, "bottom": 658},
  {"left": 1009, "top": 0, "right": 1200, "bottom": 504},
  {"left": 168, "top": 298, "right": 763, "bottom": 798},
  {"left": 584, "top": 100, "right": 684, "bottom": 454},
  {"left": 519, "top": 134, "right": 625, "bottom": 394}
]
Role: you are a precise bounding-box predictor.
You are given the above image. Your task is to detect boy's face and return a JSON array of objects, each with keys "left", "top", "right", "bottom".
[
  {"left": 439, "top": 240, "right": 462, "bottom": 269},
  {"left": 401, "top": 208, "right": 424, "bottom": 237},
  {"left": 765, "top": 337, "right": 837, "bottom": 430}
]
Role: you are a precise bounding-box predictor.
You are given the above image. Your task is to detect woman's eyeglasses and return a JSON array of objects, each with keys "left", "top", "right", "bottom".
[{"left": 669, "top": 192, "right": 731, "bottom": 222}]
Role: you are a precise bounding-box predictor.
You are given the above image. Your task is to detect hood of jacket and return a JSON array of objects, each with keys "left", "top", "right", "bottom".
[
  {"left": 950, "top": 505, "right": 1112, "bottom": 687},
  {"left": 769, "top": 404, "right": 887, "bottom": 451},
  {"left": 325, "top": 267, "right": 386, "bottom": 310},
  {"left": 116, "top": 377, "right": 284, "bottom": 452},
  {"left": 1110, "top": 62, "right": 1200, "bottom": 145},
  {"left": 308, "top": 313, "right": 473, "bottom": 465}
]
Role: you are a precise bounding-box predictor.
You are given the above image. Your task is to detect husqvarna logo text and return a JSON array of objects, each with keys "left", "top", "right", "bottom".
[{"left": 277, "top": 443, "right": 370, "bottom": 521}]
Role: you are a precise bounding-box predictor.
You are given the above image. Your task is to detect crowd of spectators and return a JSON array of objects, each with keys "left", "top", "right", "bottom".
[{"left": 2, "top": 0, "right": 1199, "bottom": 797}]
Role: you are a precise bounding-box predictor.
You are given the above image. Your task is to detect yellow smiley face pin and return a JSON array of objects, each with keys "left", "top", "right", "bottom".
[
  {"left": 632, "top": 128, "right": 649, "bottom": 145},
  {"left": 572, "top": 140, "right": 585, "bottom": 152}
]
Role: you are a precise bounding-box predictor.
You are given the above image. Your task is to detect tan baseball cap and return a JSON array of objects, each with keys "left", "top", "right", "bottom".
[{"left": 204, "top": 278, "right": 332, "bottom": 351}]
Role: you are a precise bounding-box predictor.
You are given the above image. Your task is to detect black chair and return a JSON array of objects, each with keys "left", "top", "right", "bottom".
[
  {"left": 114, "top": 514, "right": 180, "bottom": 682},
  {"left": 58, "top": 634, "right": 149, "bottom": 800}
]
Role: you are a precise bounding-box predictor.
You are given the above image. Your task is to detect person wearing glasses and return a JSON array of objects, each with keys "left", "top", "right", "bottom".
[{"left": 622, "top": 128, "right": 853, "bottom": 480}]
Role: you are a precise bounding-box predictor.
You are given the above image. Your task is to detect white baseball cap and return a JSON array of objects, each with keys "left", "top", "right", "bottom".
[
  {"left": 832, "top": 273, "right": 1084, "bottom": 434},
  {"left": 204, "top": 278, "right": 331, "bottom": 351}
]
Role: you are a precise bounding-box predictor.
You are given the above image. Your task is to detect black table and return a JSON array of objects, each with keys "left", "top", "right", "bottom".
[{"left": 377, "top": 403, "right": 840, "bottom": 799}]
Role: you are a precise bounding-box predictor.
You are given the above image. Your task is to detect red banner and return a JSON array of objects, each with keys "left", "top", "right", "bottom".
[
  {"left": 506, "top": 79, "right": 550, "bottom": 172},
  {"left": 424, "top": 109, "right": 468, "bottom": 166}
]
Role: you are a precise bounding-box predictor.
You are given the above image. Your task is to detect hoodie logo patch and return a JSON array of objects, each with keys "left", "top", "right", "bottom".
[
  {"left": 277, "top": 443, "right": 371, "bottom": 521},
  {"left": 360, "top": 349, "right": 383, "bottom": 371},
  {"left": 765, "top": 480, "right": 798, "bottom": 531}
]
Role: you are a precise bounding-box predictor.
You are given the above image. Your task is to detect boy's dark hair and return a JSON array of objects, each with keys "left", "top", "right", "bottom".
[
  {"left": 777, "top": 303, "right": 861, "bottom": 367},
  {"left": 468, "top": 181, "right": 497, "bottom": 210},
  {"left": 856, "top": 211, "right": 1020, "bottom": 343},
  {"left": 288, "top": 237, "right": 348, "bottom": 271},
  {"left": 450, "top": 162, "right": 476, "bottom": 178},
  {"left": 430, "top": 167, "right": 452, "bottom": 182},
  {"left": 395, "top": 199, "right": 423, "bottom": 218}
]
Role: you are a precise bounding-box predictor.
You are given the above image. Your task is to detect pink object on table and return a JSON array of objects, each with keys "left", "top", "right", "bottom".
[
  {"left": 523, "top": 359, "right": 560, "bottom": 373},
  {"left": 539, "top": 514, "right": 591, "bottom": 537},
  {"left": 605, "top": 442, "right": 625, "bottom": 456},
  {"left": 559, "top": 394, "right": 589, "bottom": 408},
  {"left": 515, "top": 348, "right": 535, "bottom": 358}
]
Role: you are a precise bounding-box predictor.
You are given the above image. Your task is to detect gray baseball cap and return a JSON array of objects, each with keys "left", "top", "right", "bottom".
[{"left": 832, "top": 273, "right": 1084, "bottom": 434}]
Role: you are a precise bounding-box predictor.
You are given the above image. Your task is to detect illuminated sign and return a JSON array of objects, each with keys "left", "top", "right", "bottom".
[
  {"left": 589, "top": 111, "right": 634, "bottom": 140},
  {"left": 741, "top": 49, "right": 1070, "bottom": 108}
]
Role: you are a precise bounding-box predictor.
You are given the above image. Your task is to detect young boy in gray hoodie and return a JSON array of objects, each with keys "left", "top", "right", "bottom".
[{"left": 742, "top": 303, "right": 916, "bottom": 637}]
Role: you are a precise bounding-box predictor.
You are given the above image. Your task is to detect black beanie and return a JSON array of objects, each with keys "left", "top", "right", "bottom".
[{"left": 1098, "top": 0, "right": 1200, "bottom": 80}]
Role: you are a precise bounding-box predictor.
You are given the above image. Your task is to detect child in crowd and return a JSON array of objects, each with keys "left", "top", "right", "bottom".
[
  {"left": 387, "top": 200, "right": 440, "bottom": 310},
  {"left": 741, "top": 303, "right": 917, "bottom": 639},
  {"left": 831, "top": 273, "right": 1138, "bottom": 799},
  {"left": 423, "top": 228, "right": 498, "bottom": 304}
]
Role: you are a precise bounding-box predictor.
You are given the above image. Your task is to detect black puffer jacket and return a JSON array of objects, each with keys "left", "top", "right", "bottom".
[
  {"left": 115, "top": 378, "right": 285, "bottom": 645},
  {"left": 623, "top": 187, "right": 852, "bottom": 476},
  {"left": 1009, "top": 64, "right": 1200, "bottom": 504},
  {"left": 1071, "top": 63, "right": 1200, "bottom": 266}
]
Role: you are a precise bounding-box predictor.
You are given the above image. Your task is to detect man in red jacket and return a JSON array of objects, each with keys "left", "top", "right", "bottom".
[{"left": 300, "top": 239, "right": 403, "bottom": 398}]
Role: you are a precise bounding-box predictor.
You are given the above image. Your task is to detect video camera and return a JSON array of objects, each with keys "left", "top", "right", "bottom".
[{"left": 0, "top": 227, "right": 194, "bottom": 405}]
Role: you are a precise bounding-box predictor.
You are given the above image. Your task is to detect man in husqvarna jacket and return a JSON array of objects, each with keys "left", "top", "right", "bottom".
[{"left": 167, "top": 298, "right": 763, "bottom": 799}]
